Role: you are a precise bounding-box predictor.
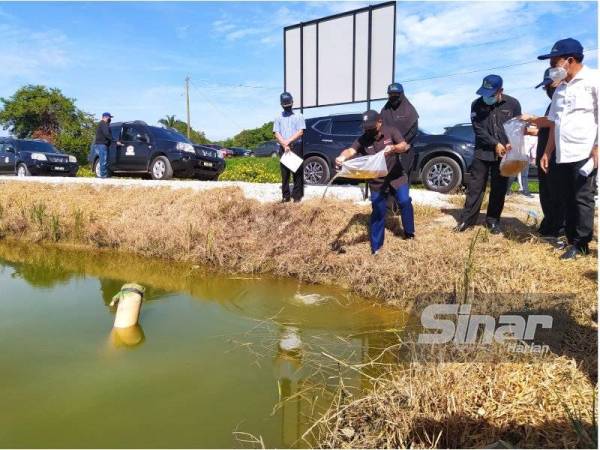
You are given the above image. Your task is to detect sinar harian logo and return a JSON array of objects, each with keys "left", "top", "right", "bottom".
[{"left": 418, "top": 304, "right": 552, "bottom": 345}]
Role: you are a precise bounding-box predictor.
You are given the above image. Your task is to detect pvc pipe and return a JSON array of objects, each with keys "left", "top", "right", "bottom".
[{"left": 110, "top": 283, "right": 145, "bottom": 329}]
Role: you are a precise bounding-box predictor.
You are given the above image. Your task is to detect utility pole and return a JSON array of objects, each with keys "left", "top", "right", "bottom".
[{"left": 185, "top": 76, "right": 191, "bottom": 139}]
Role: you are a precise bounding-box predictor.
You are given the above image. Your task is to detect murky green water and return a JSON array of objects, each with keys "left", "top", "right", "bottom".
[{"left": 0, "top": 241, "right": 410, "bottom": 448}]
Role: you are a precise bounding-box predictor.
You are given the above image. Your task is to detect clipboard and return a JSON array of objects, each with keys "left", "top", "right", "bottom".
[{"left": 280, "top": 151, "right": 303, "bottom": 173}]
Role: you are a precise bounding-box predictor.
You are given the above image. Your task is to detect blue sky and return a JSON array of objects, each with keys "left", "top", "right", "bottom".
[{"left": 0, "top": 1, "right": 597, "bottom": 140}]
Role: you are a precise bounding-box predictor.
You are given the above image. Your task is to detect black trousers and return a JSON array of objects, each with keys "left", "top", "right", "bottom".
[
  {"left": 555, "top": 159, "right": 596, "bottom": 249},
  {"left": 536, "top": 153, "right": 565, "bottom": 236},
  {"left": 280, "top": 146, "right": 304, "bottom": 201},
  {"left": 460, "top": 158, "right": 508, "bottom": 226}
]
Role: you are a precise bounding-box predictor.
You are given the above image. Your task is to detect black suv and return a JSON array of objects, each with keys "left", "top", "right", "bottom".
[
  {"left": 87, "top": 121, "right": 225, "bottom": 180},
  {"left": 443, "top": 123, "right": 475, "bottom": 142},
  {"left": 0, "top": 138, "right": 79, "bottom": 177},
  {"left": 302, "top": 114, "right": 475, "bottom": 193}
]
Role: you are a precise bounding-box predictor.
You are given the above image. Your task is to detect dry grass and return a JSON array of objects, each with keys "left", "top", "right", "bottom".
[{"left": 0, "top": 181, "right": 597, "bottom": 448}]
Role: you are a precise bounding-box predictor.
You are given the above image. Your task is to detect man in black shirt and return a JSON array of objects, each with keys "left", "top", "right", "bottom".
[
  {"left": 455, "top": 75, "right": 522, "bottom": 234},
  {"left": 335, "top": 110, "right": 412, "bottom": 255},
  {"left": 93, "top": 112, "right": 116, "bottom": 178}
]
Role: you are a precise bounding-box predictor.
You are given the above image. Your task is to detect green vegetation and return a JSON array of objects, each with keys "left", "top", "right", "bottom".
[
  {"left": 220, "top": 121, "right": 274, "bottom": 149},
  {"left": 220, "top": 157, "right": 280, "bottom": 183}
]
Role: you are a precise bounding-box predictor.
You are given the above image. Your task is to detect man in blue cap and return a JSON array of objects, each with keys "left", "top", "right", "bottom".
[
  {"left": 93, "top": 112, "right": 117, "bottom": 178},
  {"left": 455, "top": 74, "right": 521, "bottom": 234},
  {"left": 523, "top": 38, "right": 598, "bottom": 259}
]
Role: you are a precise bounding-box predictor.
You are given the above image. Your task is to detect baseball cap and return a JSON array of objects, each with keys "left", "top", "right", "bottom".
[
  {"left": 476, "top": 74, "right": 503, "bottom": 96},
  {"left": 535, "top": 68, "right": 553, "bottom": 89},
  {"left": 361, "top": 110, "right": 381, "bottom": 130},
  {"left": 280, "top": 92, "right": 293, "bottom": 106},
  {"left": 387, "top": 82, "right": 404, "bottom": 95},
  {"left": 537, "top": 38, "right": 583, "bottom": 60},
  {"left": 102, "top": 112, "right": 113, "bottom": 118}
]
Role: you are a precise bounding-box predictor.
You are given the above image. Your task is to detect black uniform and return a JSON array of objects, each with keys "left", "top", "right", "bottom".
[
  {"left": 536, "top": 105, "right": 565, "bottom": 236},
  {"left": 94, "top": 121, "right": 114, "bottom": 146},
  {"left": 380, "top": 97, "right": 419, "bottom": 177},
  {"left": 459, "top": 94, "right": 521, "bottom": 226}
]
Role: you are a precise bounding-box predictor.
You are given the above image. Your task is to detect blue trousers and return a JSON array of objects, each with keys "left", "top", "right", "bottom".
[
  {"left": 370, "top": 184, "right": 415, "bottom": 253},
  {"left": 94, "top": 144, "right": 109, "bottom": 178}
]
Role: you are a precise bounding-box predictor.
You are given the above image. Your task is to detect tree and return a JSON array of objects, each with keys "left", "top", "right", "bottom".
[
  {"left": 157, "top": 117, "right": 211, "bottom": 145},
  {"left": 158, "top": 115, "right": 177, "bottom": 128},
  {"left": 0, "top": 85, "right": 95, "bottom": 163},
  {"left": 220, "top": 121, "right": 274, "bottom": 149}
]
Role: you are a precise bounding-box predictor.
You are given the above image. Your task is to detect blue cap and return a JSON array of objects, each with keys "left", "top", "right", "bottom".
[
  {"left": 537, "top": 38, "right": 583, "bottom": 60},
  {"left": 535, "top": 68, "right": 553, "bottom": 89},
  {"left": 102, "top": 112, "right": 113, "bottom": 118},
  {"left": 387, "top": 83, "right": 404, "bottom": 95},
  {"left": 280, "top": 92, "right": 293, "bottom": 106},
  {"left": 476, "top": 74, "right": 503, "bottom": 96}
]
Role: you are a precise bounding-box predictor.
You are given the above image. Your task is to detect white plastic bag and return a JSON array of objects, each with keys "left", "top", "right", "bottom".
[
  {"left": 338, "top": 151, "right": 388, "bottom": 179},
  {"left": 500, "top": 118, "right": 529, "bottom": 177}
]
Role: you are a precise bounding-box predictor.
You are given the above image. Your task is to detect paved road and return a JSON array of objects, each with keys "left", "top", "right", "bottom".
[{"left": 0, "top": 176, "right": 460, "bottom": 207}]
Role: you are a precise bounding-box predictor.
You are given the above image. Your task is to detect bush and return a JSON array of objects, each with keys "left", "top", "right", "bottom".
[{"left": 220, "top": 157, "right": 281, "bottom": 183}]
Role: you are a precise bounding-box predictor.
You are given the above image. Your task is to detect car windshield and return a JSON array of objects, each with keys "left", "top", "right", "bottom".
[
  {"left": 418, "top": 128, "right": 432, "bottom": 135},
  {"left": 17, "top": 141, "right": 58, "bottom": 153},
  {"left": 150, "top": 127, "right": 191, "bottom": 143}
]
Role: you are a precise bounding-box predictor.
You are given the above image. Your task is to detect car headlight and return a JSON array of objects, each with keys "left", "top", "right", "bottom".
[
  {"left": 68, "top": 155, "right": 77, "bottom": 163},
  {"left": 31, "top": 153, "right": 47, "bottom": 161},
  {"left": 176, "top": 142, "right": 195, "bottom": 153},
  {"left": 217, "top": 150, "right": 225, "bottom": 159}
]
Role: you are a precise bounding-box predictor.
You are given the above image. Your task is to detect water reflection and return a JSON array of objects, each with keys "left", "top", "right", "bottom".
[{"left": 110, "top": 324, "right": 145, "bottom": 348}]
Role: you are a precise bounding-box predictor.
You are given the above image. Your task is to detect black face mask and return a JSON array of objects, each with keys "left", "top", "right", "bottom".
[
  {"left": 365, "top": 128, "right": 378, "bottom": 138},
  {"left": 283, "top": 105, "right": 292, "bottom": 112},
  {"left": 389, "top": 94, "right": 404, "bottom": 107},
  {"left": 545, "top": 87, "right": 556, "bottom": 100},
  {"left": 107, "top": 118, "right": 111, "bottom": 124}
]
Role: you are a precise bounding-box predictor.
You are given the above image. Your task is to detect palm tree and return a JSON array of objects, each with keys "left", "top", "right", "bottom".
[{"left": 158, "top": 115, "right": 176, "bottom": 128}]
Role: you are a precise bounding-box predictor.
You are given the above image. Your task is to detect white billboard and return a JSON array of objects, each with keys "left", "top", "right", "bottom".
[{"left": 284, "top": 1, "right": 396, "bottom": 109}]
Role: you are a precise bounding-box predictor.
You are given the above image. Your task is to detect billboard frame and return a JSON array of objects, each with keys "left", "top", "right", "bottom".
[{"left": 284, "top": 1, "right": 396, "bottom": 112}]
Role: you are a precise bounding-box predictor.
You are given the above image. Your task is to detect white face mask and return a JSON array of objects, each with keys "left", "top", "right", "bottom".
[{"left": 549, "top": 62, "right": 568, "bottom": 82}]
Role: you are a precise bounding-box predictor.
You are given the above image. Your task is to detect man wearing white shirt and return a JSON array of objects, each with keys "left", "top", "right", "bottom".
[{"left": 526, "top": 38, "right": 598, "bottom": 259}]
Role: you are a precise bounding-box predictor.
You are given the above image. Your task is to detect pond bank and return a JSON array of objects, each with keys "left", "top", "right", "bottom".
[{"left": 0, "top": 180, "right": 596, "bottom": 448}]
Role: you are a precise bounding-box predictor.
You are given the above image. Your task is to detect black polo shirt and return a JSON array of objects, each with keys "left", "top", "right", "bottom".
[
  {"left": 351, "top": 125, "right": 407, "bottom": 191},
  {"left": 471, "top": 94, "right": 522, "bottom": 161}
]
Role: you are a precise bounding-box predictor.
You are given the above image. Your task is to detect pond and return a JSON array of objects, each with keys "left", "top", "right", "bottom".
[{"left": 0, "top": 240, "right": 412, "bottom": 448}]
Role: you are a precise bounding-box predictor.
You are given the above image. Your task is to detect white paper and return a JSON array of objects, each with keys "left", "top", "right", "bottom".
[
  {"left": 579, "top": 157, "right": 595, "bottom": 177},
  {"left": 280, "top": 151, "right": 303, "bottom": 173}
]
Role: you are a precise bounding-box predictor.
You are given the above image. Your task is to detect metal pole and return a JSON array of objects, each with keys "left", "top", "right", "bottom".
[
  {"left": 366, "top": 6, "right": 372, "bottom": 111},
  {"left": 185, "top": 76, "right": 191, "bottom": 139},
  {"left": 300, "top": 23, "right": 304, "bottom": 113}
]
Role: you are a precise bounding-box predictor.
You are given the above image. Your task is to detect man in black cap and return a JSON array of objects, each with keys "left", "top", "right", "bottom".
[
  {"left": 273, "top": 92, "right": 305, "bottom": 202},
  {"left": 521, "top": 69, "right": 565, "bottom": 240},
  {"left": 455, "top": 74, "right": 521, "bottom": 234},
  {"left": 380, "top": 83, "right": 419, "bottom": 181},
  {"left": 523, "top": 38, "right": 598, "bottom": 259},
  {"left": 93, "top": 112, "right": 117, "bottom": 178},
  {"left": 335, "top": 110, "right": 412, "bottom": 255}
]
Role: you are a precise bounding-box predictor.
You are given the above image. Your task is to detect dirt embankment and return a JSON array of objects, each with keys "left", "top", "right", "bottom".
[{"left": 0, "top": 181, "right": 596, "bottom": 448}]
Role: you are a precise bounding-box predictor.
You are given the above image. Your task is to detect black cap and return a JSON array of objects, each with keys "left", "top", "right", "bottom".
[
  {"left": 535, "top": 68, "right": 553, "bottom": 89},
  {"left": 387, "top": 83, "right": 404, "bottom": 95},
  {"left": 537, "top": 38, "right": 583, "bottom": 60},
  {"left": 280, "top": 92, "right": 293, "bottom": 106},
  {"left": 361, "top": 110, "right": 381, "bottom": 130}
]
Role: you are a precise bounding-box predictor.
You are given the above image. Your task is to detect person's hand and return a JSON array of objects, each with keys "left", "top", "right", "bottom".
[
  {"left": 525, "top": 126, "right": 538, "bottom": 136},
  {"left": 540, "top": 153, "right": 550, "bottom": 173},
  {"left": 383, "top": 145, "right": 395, "bottom": 155},
  {"left": 519, "top": 114, "right": 536, "bottom": 123},
  {"left": 591, "top": 146, "right": 598, "bottom": 168},
  {"left": 116, "top": 141, "right": 122, "bottom": 146},
  {"left": 284, "top": 146, "right": 291, "bottom": 153},
  {"left": 495, "top": 143, "right": 507, "bottom": 157},
  {"left": 335, "top": 155, "right": 346, "bottom": 167}
]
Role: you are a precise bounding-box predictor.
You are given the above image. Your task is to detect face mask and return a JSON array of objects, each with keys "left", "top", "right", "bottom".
[
  {"left": 283, "top": 105, "right": 292, "bottom": 112},
  {"left": 482, "top": 95, "right": 497, "bottom": 106},
  {"left": 549, "top": 66, "right": 567, "bottom": 82},
  {"left": 545, "top": 86, "right": 556, "bottom": 100},
  {"left": 107, "top": 118, "right": 111, "bottom": 124},
  {"left": 364, "top": 128, "right": 377, "bottom": 137},
  {"left": 389, "top": 94, "right": 404, "bottom": 107}
]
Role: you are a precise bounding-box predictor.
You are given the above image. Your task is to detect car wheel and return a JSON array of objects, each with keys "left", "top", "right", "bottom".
[
  {"left": 421, "top": 156, "right": 462, "bottom": 193},
  {"left": 271, "top": 152, "right": 278, "bottom": 158},
  {"left": 93, "top": 159, "right": 102, "bottom": 177},
  {"left": 17, "top": 163, "right": 31, "bottom": 177},
  {"left": 150, "top": 156, "right": 173, "bottom": 180},
  {"left": 303, "top": 156, "right": 330, "bottom": 185}
]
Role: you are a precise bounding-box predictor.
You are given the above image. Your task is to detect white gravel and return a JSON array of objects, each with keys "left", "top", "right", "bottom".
[{"left": 0, "top": 176, "right": 457, "bottom": 207}]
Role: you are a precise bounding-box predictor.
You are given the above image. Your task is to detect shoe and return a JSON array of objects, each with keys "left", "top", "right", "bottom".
[
  {"left": 485, "top": 220, "right": 502, "bottom": 235},
  {"left": 521, "top": 192, "right": 534, "bottom": 198},
  {"left": 371, "top": 249, "right": 380, "bottom": 256},
  {"left": 281, "top": 198, "right": 291, "bottom": 203},
  {"left": 453, "top": 222, "right": 472, "bottom": 233},
  {"left": 404, "top": 233, "right": 415, "bottom": 240},
  {"left": 560, "top": 246, "right": 588, "bottom": 260},
  {"left": 292, "top": 198, "right": 302, "bottom": 203}
]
